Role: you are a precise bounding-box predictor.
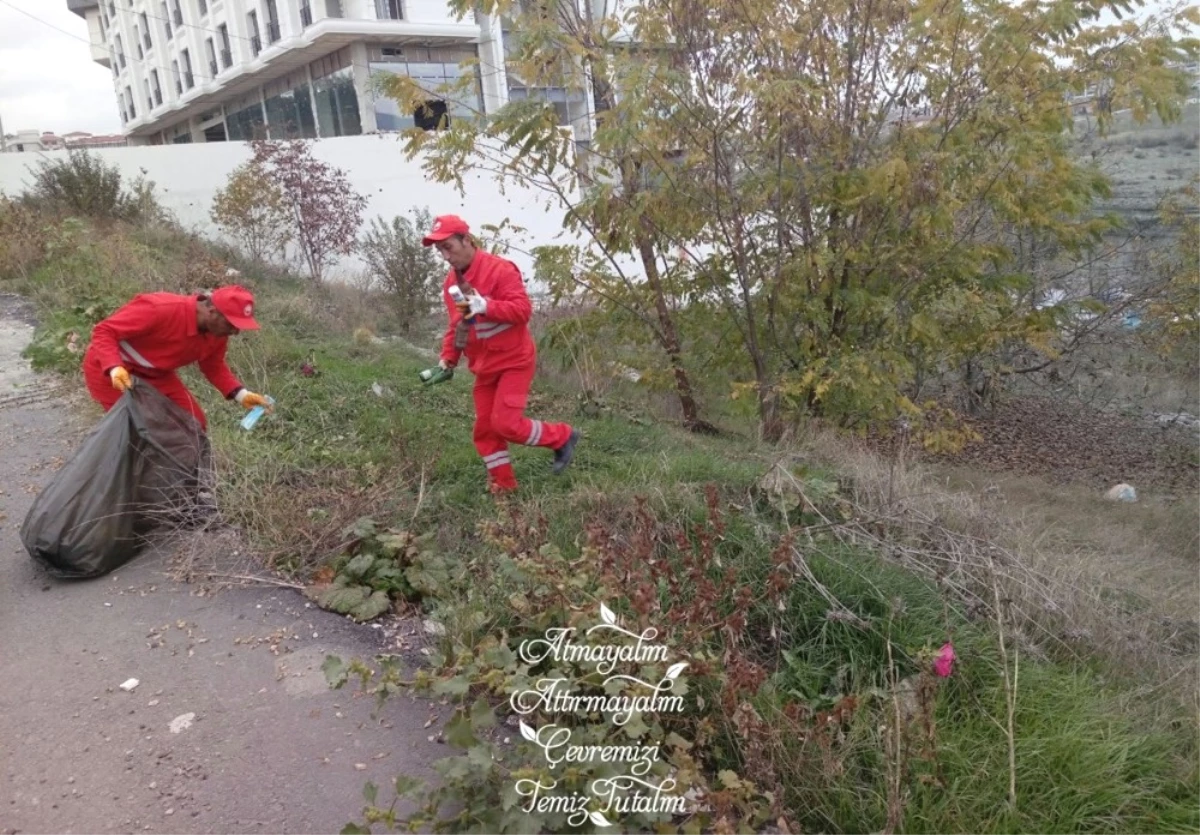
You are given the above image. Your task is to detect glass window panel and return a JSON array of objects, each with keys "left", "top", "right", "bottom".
[{"left": 313, "top": 67, "right": 361, "bottom": 136}]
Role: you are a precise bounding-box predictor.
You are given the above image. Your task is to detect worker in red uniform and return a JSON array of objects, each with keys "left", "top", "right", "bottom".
[
  {"left": 83, "top": 285, "right": 270, "bottom": 431},
  {"left": 423, "top": 215, "right": 580, "bottom": 493}
]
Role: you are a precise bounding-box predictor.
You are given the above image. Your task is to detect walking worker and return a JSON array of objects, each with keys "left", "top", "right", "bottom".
[
  {"left": 83, "top": 284, "right": 270, "bottom": 431},
  {"left": 423, "top": 214, "right": 580, "bottom": 493}
]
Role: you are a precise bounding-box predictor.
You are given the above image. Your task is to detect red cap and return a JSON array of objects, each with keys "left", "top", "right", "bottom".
[
  {"left": 210, "top": 285, "right": 260, "bottom": 331},
  {"left": 422, "top": 214, "right": 470, "bottom": 246}
]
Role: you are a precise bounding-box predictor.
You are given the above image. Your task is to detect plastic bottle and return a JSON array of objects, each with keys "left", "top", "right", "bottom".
[
  {"left": 240, "top": 395, "right": 276, "bottom": 431},
  {"left": 419, "top": 366, "right": 454, "bottom": 385},
  {"left": 448, "top": 284, "right": 476, "bottom": 324}
]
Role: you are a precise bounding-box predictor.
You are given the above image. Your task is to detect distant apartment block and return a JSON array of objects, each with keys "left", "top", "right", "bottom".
[
  {"left": 2, "top": 129, "right": 128, "bottom": 153},
  {"left": 66, "top": 0, "right": 597, "bottom": 147}
]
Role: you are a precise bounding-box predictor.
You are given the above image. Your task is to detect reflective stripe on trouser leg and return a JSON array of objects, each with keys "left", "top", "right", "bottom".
[
  {"left": 483, "top": 451, "right": 511, "bottom": 470},
  {"left": 525, "top": 420, "right": 543, "bottom": 446},
  {"left": 483, "top": 453, "right": 517, "bottom": 490},
  {"left": 474, "top": 375, "right": 517, "bottom": 489}
]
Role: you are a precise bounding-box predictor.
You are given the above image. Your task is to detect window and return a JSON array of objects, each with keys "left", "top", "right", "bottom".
[
  {"left": 133, "top": 24, "right": 143, "bottom": 58},
  {"left": 369, "top": 46, "right": 482, "bottom": 131},
  {"left": 264, "top": 72, "right": 318, "bottom": 139},
  {"left": 198, "top": 0, "right": 207, "bottom": 14},
  {"left": 181, "top": 49, "right": 194, "bottom": 88},
  {"left": 125, "top": 86, "right": 136, "bottom": 119},
  {"left": 264, "top": 0, "right": 281, "bottom": 44},
  {"left": 140, "top": 12, "right": 152, "bottom": 49},
  {"left": 376, "top": 0, "right": 403, "bottom": 19},
  {"left": 218, "top": 24, "right": 232, "bottom": 67},
  {"left": 151, "top": 69, "right": 163, "bottom": 105},
  {"left": 171, "top": 0, "right": 183, "bottom": 26},
  {"left": 115, "top": 34, "right": 126, "bottom": 69},
  {"left": 172, "top": 59, "right": 182, "bottom": 94},
  {"left": 310, "top": 49, "right": 362, "bottom": 136},
  {"left": 205, "top": 38, "right": 217, "bottom": 77},
  {"left": 99, "top": 13, "right": 106, "bottom": 38},
  {"left": 144, "top": 79, "right": 154, "bottom": 111},
  {"left": 226, "top": 91, "right": 267, "bottom": 141},
  {"left": 300, "top": 0, "right": 312, "bottom": 26},
  {"left": 161, "top": 3, "right": 172, "bottom": 38},
  {"left": 247, "top": 11, "right": 261, "bottom": 56}
]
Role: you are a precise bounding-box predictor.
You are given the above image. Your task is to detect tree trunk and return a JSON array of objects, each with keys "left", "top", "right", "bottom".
[
  {"left": 633, "top": 229, "right": 706, "bottom": 432},
  {"left": 758, "top": 384, "right": 784, "bottom": 443}
]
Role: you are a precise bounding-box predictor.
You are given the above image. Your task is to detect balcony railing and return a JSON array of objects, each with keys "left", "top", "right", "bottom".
[
  {"left": 266, "top": 21, "right": 281, "bottom": 44},
  {"left": 221, "top": 48, "right": 232, "bottom": 68}
]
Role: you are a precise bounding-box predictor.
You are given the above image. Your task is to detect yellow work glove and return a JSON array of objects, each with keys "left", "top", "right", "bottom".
[
  {"left": 109, "top": 366, "right": 133, "bottom": 392},
  {"left": 234, "top": 390, "right": 271, "bottom": 410}
]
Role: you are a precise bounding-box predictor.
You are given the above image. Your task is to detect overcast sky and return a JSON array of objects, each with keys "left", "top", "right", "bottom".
[
  {"left": 0, "top": 0, "right": 120, "bottom": 135},
  {"left": 0, "top": 0, "right": 1195, "bottom": 137}
]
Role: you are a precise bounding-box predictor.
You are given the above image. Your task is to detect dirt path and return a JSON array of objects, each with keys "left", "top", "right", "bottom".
[{"left": 0, "top": 294, "right": 442, "bottom": 834}]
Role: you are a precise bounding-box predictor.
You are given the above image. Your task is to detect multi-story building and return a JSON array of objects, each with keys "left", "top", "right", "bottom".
[
  {"left": 66, "top": 0, "right": 594, "bottom": 146},
  {"left": 2, "top": 130, "right": 129, "bottom": 152}
]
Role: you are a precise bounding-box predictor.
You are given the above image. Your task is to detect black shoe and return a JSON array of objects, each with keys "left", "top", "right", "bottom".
[{"left": 552, "top": 429, "right": 581, "bottom": 475}]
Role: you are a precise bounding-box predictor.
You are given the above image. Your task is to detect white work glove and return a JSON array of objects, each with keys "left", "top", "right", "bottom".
[
  {"left": 234, "top": 389, "right": 271, "bottom": 410},
  {"left": 438, "top": 359, "right": 455, "bottom": 371},
  {"left": 467, "top": 294, "right": 488, "bottom": 317}
]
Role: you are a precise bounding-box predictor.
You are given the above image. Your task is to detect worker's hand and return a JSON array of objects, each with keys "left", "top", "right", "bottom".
[
  {"left": 235, "top": 390, "right": 271, "bottom": 411},
  {"left": 467, "top": 294, "right": 488, "bottom": 317},
  {"left": 438, "top": 359, "right": 455, "bottom": 371},
  {"left": 109, "top": 366, "right": 133, "bottom": 392}
]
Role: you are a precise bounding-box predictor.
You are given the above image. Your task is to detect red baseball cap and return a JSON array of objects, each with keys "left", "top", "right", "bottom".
[
  {"left": 210, "top": 285, "right": 260, "bottom": 331},
  {"left": 422, "top": 214, "right": 470, "bottom": 246}
]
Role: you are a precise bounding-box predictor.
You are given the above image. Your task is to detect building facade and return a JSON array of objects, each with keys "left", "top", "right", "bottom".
[
  {"left": 66, "top": 0, "right": 595, "bottom": 147},
  {"left": 2, "top": 130, "right": 128, "bottom": 152}
]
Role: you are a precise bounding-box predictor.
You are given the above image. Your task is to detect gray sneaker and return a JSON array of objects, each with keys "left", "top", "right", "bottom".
[{"left": 552, "top": 429, "right": 581, "bottom": 475}]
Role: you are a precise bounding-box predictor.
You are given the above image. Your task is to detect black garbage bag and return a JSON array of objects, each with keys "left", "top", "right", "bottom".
[{"left": 21, "top": 382, "right": 213, "bottom": 579}]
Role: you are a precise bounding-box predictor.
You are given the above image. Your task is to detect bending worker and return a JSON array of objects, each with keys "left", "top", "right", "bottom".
[
  {"left": 83, "top": 284, "right": 270, "bottom": 431},
  {"left": 424, "top": 214, "right": 580, "bottom": 493}
]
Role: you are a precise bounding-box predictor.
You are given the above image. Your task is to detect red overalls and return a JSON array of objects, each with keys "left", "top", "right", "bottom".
[
  {"left": 439, "top": 251, "right": 573, "bottom": 491},
  {"left": 83, "top": 293, "right": 245, "bottom": 431}
]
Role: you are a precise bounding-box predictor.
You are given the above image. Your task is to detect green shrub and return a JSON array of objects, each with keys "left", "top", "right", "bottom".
[{"left": 22, "top": 149, "right": 168, "bottom": 224}]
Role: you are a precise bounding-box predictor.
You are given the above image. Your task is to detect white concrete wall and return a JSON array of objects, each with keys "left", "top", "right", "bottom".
[
  {"left": 403, "top": 0, "right": 469, "bottom": 24},
  {"left": 0, "top": 135, "right": 590, "bottom": 285}
]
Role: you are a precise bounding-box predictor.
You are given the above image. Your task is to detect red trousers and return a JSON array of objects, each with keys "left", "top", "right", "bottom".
[
  {"left": 473, "top": 363, "right": 572, "bottom": 490},
  {"left": 84, "top": 366, "right": 208, "bottom": 430}
]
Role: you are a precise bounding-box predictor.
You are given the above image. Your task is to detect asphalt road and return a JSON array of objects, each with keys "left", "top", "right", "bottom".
[{"left": 0, "top": 294, "right": 444, "bottom": 834}]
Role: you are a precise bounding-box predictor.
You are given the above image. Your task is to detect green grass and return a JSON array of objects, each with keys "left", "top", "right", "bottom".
[{"left": 3, "top": 211, "right": 1198, "bottom": 835}]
